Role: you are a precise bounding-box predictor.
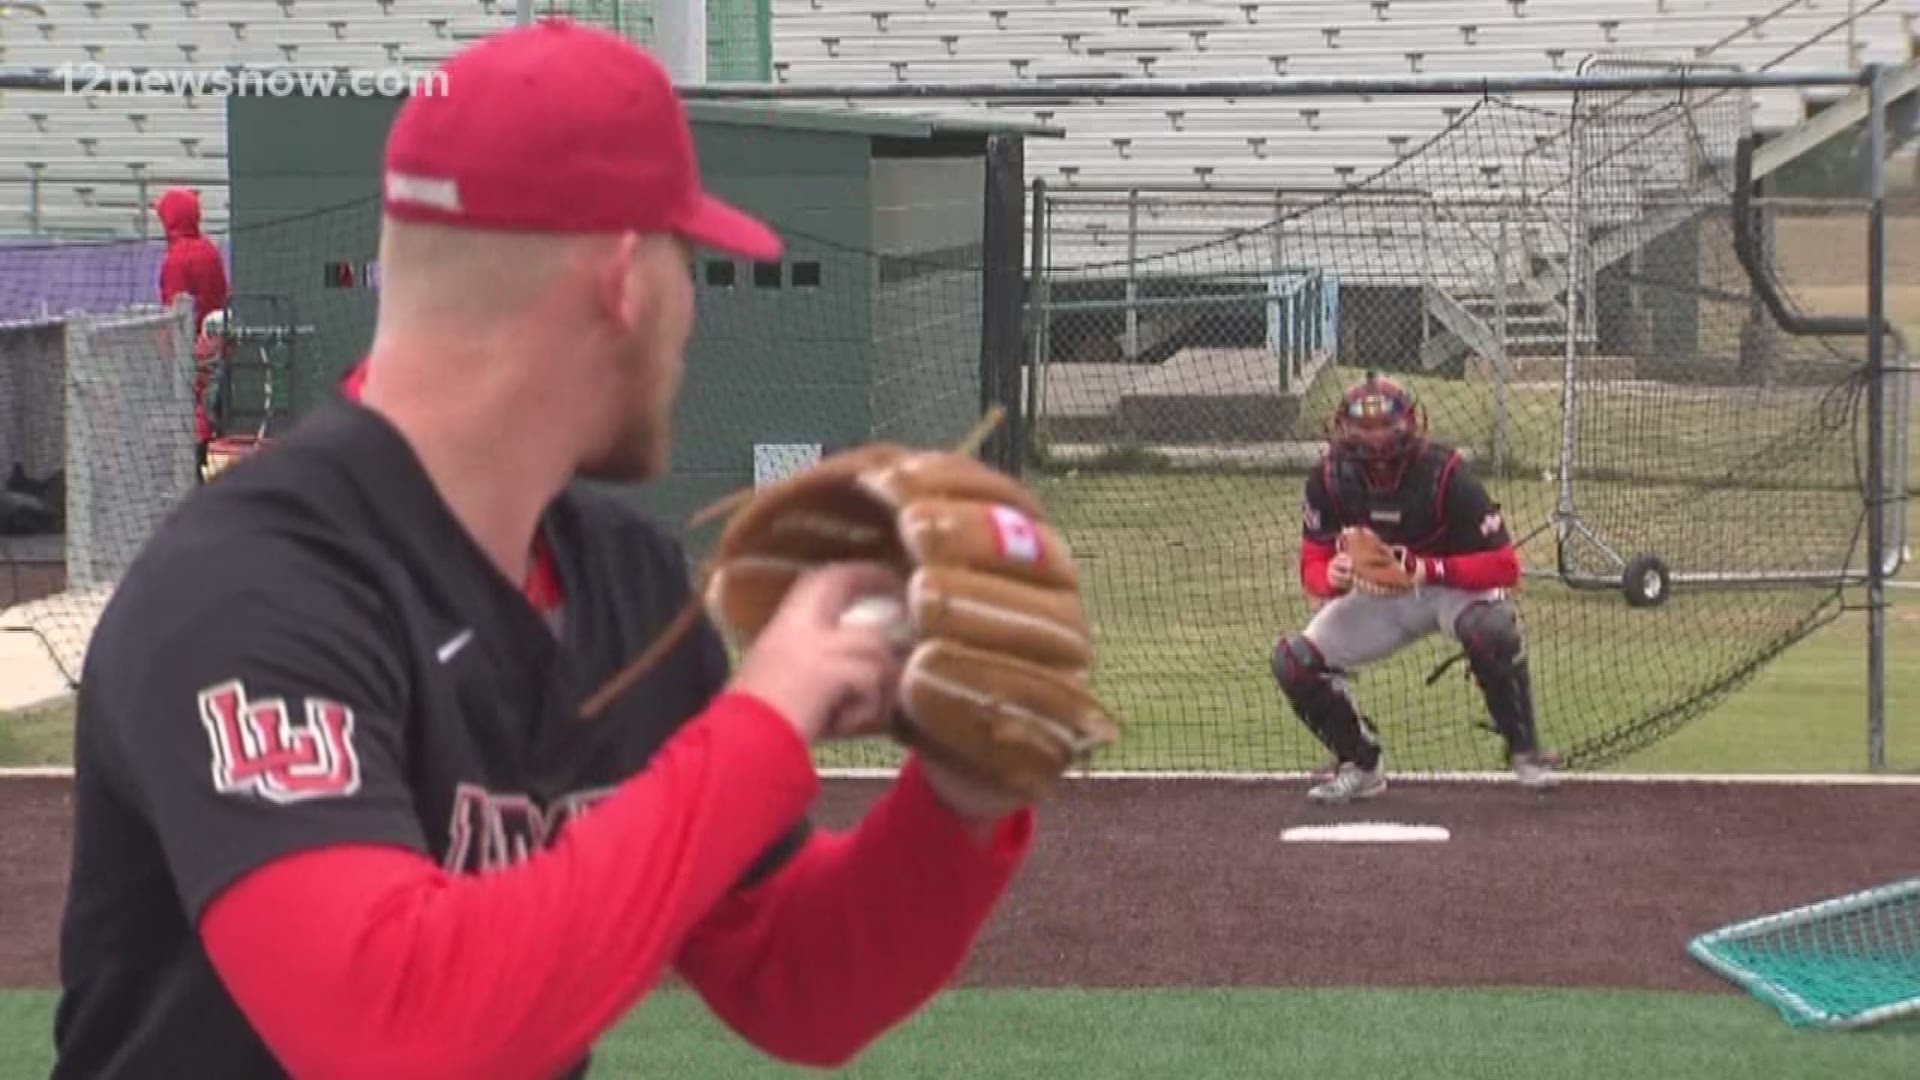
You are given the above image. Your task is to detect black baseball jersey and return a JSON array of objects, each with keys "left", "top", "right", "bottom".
[
  {"left": 1300, "top": 441, "right": 1511, "bottom": 557},
  {"left": 50, "top": 400, "right": 807, "bottom": 1079}
]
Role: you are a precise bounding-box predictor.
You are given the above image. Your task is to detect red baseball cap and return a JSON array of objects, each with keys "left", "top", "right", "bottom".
[{"left": 380, "top": 18, "right": 781, "bottom": 261}]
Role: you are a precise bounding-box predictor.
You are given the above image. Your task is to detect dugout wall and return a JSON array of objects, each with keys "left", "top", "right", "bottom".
[{"left": 225, "top": 92, "right": 1046, "bottom": 533}]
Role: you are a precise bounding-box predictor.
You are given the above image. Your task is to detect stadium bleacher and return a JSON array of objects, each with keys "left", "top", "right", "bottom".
[
  {"left": 0, "top": 0, "right": 1912, "bottom": 240},
  {"left": 767, "top": 0, "right": 1912, "bottom": 201},
  {"left": 0, "top": 0, "right": 515, "bottom": 236}
]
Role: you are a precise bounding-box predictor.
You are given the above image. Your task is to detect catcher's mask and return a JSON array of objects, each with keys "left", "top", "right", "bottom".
[{"left": 1327, "top": 372, "right": 1425, "bottom": 490}]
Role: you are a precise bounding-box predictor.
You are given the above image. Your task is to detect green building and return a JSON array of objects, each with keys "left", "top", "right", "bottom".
[{"left": 225, "top": 92, "right": 1045, "bottom": 532}]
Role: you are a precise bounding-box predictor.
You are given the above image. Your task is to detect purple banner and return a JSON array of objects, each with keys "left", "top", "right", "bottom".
[{"left": 0, "top": 238, "right": 232, "bottom": 323}]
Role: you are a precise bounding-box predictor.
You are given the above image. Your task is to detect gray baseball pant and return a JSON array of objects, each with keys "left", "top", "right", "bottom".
[{"left": 1302, "top": 585, "right": 1509, "bottom": 670}]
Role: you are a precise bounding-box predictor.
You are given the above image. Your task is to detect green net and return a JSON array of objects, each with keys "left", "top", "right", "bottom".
[
  {"left": 1689, "top": 878, "right": 1920, "bottom": 1029},
  {"left": 536, "top": 0, "right": 771, "bottom": 82}
]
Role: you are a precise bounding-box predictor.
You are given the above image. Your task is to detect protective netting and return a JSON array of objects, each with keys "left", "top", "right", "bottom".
[
  {"left": 0, "top": 301, "right": 197, "bottom": 686},
  {"left": 1016, "top": 77, "right": 1903, "bottom": 773},
  {"left": 1690, "top": 878, "right": 1920, "bottom": 1029},
  {"left": 0, "top": 74, "right": 1904, "bottom": 775},
  {"left": 0, "top": 211, "right": 318, "bottom": 689}
]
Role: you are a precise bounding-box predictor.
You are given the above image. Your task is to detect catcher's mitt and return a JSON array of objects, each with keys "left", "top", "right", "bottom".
[
  {"left": 1340, "top": 526, "right": 1420, "bottom": 596},
  {"left": 581, "top": 411, "right": 1121, "bottom": 802}
]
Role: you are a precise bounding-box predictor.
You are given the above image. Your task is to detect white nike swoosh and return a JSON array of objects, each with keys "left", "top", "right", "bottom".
[{"left": 437, "top": 629, "right": 474, "bottom": 663}]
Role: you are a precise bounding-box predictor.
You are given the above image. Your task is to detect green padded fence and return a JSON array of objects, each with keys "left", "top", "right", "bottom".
[
  {"left": 1689, "top": 878, "right": 1920, "bottom": 1030},
  {"left": 538, "top": 0, "right": 771, "bottom": 82}
]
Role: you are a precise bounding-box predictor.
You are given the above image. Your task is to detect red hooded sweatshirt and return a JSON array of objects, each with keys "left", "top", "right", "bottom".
[
  {"left": 157, "top": 188, "right": 229, "bottom": 334},
  {"left": 157, "top": 188, "right": 230, "bottom": 442}
]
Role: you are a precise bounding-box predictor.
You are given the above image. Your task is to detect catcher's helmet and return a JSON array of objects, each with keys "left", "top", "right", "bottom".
[{"left": 1327, "top": 371, "right": 1426, "bottom": 486}]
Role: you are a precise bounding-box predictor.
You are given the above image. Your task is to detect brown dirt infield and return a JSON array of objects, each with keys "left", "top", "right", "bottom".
[{"left": 2, "top": 773, "right": 1914, "bottom": 993}]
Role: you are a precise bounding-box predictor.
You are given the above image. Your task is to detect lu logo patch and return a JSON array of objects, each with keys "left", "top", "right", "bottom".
[{"left": 198, "top": 680, "right": 362, "bottom": 805}]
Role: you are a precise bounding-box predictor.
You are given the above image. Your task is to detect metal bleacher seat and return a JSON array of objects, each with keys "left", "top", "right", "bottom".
[
  {"left": 0, "top": 129, "right": 220, "bottom": 161},
  {"left": 0, "top": 0, "right": 515, "bottom": 236},
  {"left": 792, "top": 30, "right": 1084, "bottom": 59},
  {"left": 771, "top": 0, "right": 1914, "bottom": 206},
  {"left": 16, "top": 155, "right": 228, "bottom": 183}
]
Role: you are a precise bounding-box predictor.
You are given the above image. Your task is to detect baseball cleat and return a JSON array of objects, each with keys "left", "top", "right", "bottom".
[
  {"left": 1307, "top": 762, "right": 1387, "bottom": 803},
  {"left": 1511, "top": 749, "right": 1561, "bottom": 790}
]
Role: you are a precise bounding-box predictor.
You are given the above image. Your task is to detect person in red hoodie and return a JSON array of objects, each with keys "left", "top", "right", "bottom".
[
  {"left": 155, "top": 186, "right": 230, "bottom": 478},
  {"left": 53, "top": 22, "right": 1037, "bottom": 1080},
  {"left": 1271, "top": 372, "right": 1560, "bottom": 803}
]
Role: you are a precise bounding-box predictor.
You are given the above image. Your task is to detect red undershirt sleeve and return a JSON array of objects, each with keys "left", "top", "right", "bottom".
[
  {"left": 1426, "top": 546, "right": 1520, "bottom": 592},
  {"left": 1424, "top": 460, "right": 1519, "bottom": 592},
  {"left": 198, "top": 692, "right": 818, "bottom": 1080},
  {"left": 671, "top": 755, "right": 1033, "bottom": 1068},
  {"left": 1300, "top": 536, "right": 1338, "bottom": 598}
]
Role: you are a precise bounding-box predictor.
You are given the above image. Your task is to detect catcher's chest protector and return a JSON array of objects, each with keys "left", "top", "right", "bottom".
[{"left": 1327, "top": 444, "right": 1454, "bottom": 549}]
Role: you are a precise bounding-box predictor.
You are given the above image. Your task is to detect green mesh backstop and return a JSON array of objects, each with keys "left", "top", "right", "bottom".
[
  {"left": 538, "top": 0, "right": 771, "bottom": 82},
  {"left": 1689, "top": 878, "right": 1920, "bottom": 1030}
]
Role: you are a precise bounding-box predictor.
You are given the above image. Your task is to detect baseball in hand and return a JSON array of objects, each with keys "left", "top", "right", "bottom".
[{"left": 839, "top": 595, "right": 914, "bottom": 652}]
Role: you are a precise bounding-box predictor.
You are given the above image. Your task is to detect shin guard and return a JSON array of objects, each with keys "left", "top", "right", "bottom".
[{"left": 1271, "top": 634, "right": 1381, "bottom": 770}]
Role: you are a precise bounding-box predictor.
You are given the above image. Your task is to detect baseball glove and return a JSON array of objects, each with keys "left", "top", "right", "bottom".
[
  {"left": 581, "top": 412, "right": 1121, "bottom": 802},
  {"left": 1340, "top": 526, "right": 1420, "bottom": 596}
]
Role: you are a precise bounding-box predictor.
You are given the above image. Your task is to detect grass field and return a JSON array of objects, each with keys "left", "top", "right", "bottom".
[
  {"left": 1, "top": 986, "right": 1914, "bottom": 1079},
  {"left": 1019, "top": 472, "right": 1894, "bottom": 771}
]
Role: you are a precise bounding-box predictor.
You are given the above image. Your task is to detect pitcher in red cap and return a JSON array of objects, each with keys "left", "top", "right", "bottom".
[{"left": 54, "top": 21, "right": 1036, "bottom": 1080}]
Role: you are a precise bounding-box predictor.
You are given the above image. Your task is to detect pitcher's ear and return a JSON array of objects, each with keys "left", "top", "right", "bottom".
[{"left": 590, "top": 232, "right": 646, "bottom": 331}]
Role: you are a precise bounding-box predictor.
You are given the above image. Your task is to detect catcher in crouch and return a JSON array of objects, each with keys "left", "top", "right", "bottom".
[{"left": 1273, "top": 372, "right": 1560, "bottom": 803}]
